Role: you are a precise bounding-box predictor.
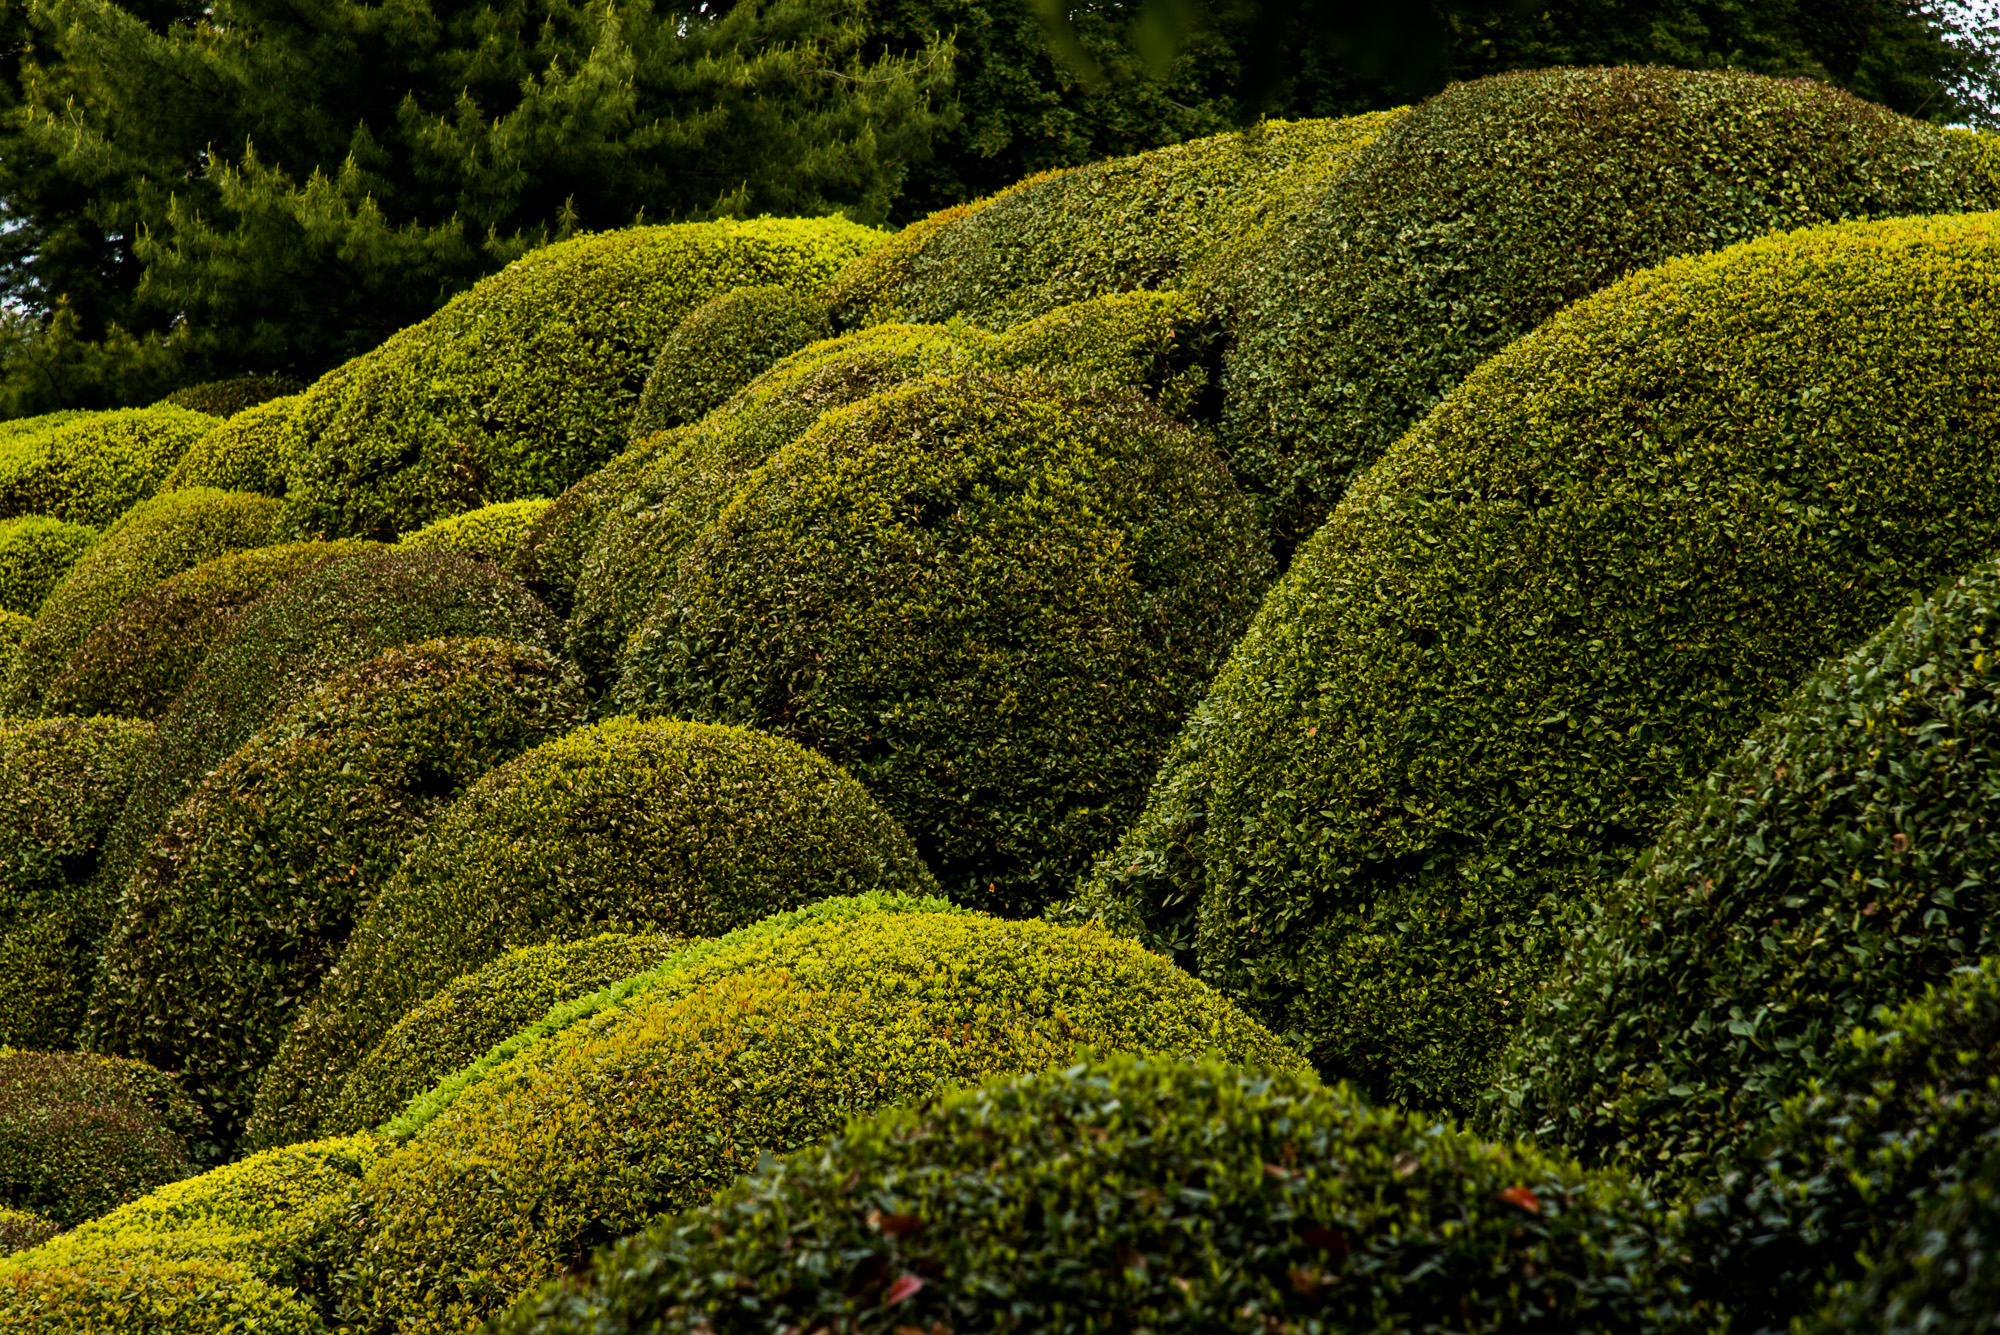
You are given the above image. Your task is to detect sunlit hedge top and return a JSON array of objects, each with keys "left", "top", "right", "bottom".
[
  {"left": 398, "top": 497, "right": 551, "bottom": 566},
  {"left": 1221, "top": 65, "right": 2000, "bottom": 550},
  {"left": 279, "top": 217, "right": 885, "bottom": 542},
  {"left": 0, "top": 516, "right": 95, "bottom": 617},
  {"left": 163, "top": 393, "right": 303, "bottom": 497},
  {"left": 629, "top": 283, "right": 832, "bottom": 440},
  {"left": 0, "top": 406, "right": 217, "bottom": 530}
]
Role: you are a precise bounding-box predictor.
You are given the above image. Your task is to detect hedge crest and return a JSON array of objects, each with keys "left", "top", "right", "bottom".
[
  {"left": 0, "top": 516, "right": 95, "bottom": 617},
  {"left": 0, "top": 406, "right": 217, "bottom": 529},
  {"left": 629, "top": 283, "right": 832, "bottom": 440}
]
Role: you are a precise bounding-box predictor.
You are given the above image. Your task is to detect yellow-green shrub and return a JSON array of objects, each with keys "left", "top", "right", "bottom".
[
  {"left": 0, "top": 1050, "right": 200, "bottom": 1226},
  {"left": 510, "top": 433, "right": 684, "bottom": 620},
  {"left": 629, "top": 283, "right": 832, "bottom": 440},
  {"left": 0, "top": 1209, "right": 55, "bottom": 1258},
  {"left": 0, "top": 407, "right": 218, "bottom": 529},
  {"left": 0, "top": 518, "right": 95, "bottom": 617},
  {"left": 163, "top": 394, "right": 302, "bottom": 496},
  {"left": 398, "top": 497, "right": 550, "bottom": 565},
  {"left": 157, "top": 376, "right": 301, "bottom": 420},
  {"left": 246, "top": 716, "right": 936, "bottom": 1149}
]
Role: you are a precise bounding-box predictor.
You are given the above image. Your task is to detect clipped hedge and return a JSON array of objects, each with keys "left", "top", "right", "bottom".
[
  {"left": 501, "top": 1054, "right": 1706, "bottom": 1335},
  {"left": 0, "top": 517, "right": 95, "bottom": 617},
  {"left": 1222, "top": 67, "right": 2000, "bottom": 551},
  {"left": 318, "top": 912, "right": 1306, "bottom": 1334},
  {"left": 615, "top": 371, "right": 1269, "bottom": 913},
  {"left": 1069, "top": 210, "right": 2000, "bottom": 1115},
  {"left": 0, "top": 1050, "right": 200, "bottom": 1226},
  {"left": 0, "top": 614, "right": 24, "bottom": 677},
  {"left": 398, "top": 497, "right": 550, "bottom": 565},
  {"left": 246, "top": 715, "right": 936, "bottom": 1149},
  {"left": 87, "top": 638, "right": 585, "bottom": 1151},
  {"left": 629, "top": 284, "right": 832, "bottom": 440},
  {"left": 326, "top": 933, "right": 686, "bottom": 1137},
  {"left": 1494, "top": 558, "right": 2000, "bottom": 1184},
  {"left": 1, "top": 488, "right": 282, "bottom": 714},
  {"left": 510, "top": 432, "right": 684, "bottom": 620},
  {"left": 280, "top": 218, "right": 884, "bottom": 542},
  {"left": 0, "top": 717, "right": 154, "bottom": 1049},
  {"left": 157, "top": 375, "right": 301, "bottom": 419},
  {"left": 0, "top": 1209, "right": 56, "bottom": 1257},
  {"left": 825, "top": 113, "right": 1401, "bottom": 331},
  {"left": 0, "top": 406, "right": 218, "bottom": 529},
  {"left": 162, "top": 393, "right": 302, "bottom": 496},
  {"left": 1808, "top": 1147, "right": 2000, "bottom": 1335}
]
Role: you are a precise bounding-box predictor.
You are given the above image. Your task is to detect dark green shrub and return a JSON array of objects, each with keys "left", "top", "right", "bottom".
[
  {"left": 246, "top": 715, "right": 937, "bottom": 1150},
  {"left": 0, "top": 717, "right": 154, "bottom": 1049},
  {"left": 0, "top": 1049, "right": 200, "bottom": 1225},
  {"left": 397, "top": 497, "right": 551, "bottom": 565},
  {"left": 317, "top": 912, "right": 1307, "bottom": 1333},
  {"left": 1068, "top": 210, "right": 2000, "bottom": 1115},
  {"left": 157, "top": 375, "right": 302, "bottom": 420},
  {"left": 615, "top": 371, "right": 1269, "bottom": 914},
  {"left": 825, "top": 114, "right": 1400, "bottom": 332},
  {"left": 0, "top": 614, "right": 24, "bottom": 677},
  {"left": 1, "top": 488, "right": 282, "bottom": 714},
  {"left": 162, "top": 393, "right": 303, "bottom": 496},
  {"left": 1806, "top": 1147, "right": 2000, "bottom": 1335},
  {"left": 0, "top": 406, "right": 219, "bottom": 528},
  {"left": 629, "top": 284, "right": 832, "bottom": 440},
  {"left": 501, "top": 1054, "right": 1706, "bottom": 1335},
  {"left": 1221, "top": 67, "right": 2000, "bottom": 551},
  {"left": 1493, "top": 558, "right": 2000, "bottom": 1185},
  {"left": 86, "top": 637, "right": 585, "bottom": 1152},
  {"left": 510, "top": 432, "right": 684, "bottom": 620},
  {"left": 40, "top": 540, "right": 378, "bottom": 721},
  {"left": 325, "top": 933, "right": 686, "bottom": 1137},
  {"left": 0, "top": 1209, "right": 56, "bottom": 1257},
  {"left": 0, "top": 517, "right": 95, "bottom": 616},
  {"left": 280, "top": 218, "right": 884, "bottom": 542}
]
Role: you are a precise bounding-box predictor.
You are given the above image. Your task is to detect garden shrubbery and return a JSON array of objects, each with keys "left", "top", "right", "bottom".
[
  {"left": 0, "top": 406, "right": 217, "bottom": 528},
  {"left": 0, "top": 1208, "right": 57, "bottom": 1256},
  {"left": 157, "top": 376, "right": 300, "bottom": 420},
  {"left": 0, "top": 516, "right": 94, "bottom": 616},
  {"left": 162, "top": 394, "right": 302, "bottom": 496},
  {"left": 629, "top": 284, "right": 831, "bottom": 440},
  {"left": 398, "top": 497, "right": 550, "bottom": 565},
  {"left": 0, "top": 1049, "right": 202, "bottom": 1225}
]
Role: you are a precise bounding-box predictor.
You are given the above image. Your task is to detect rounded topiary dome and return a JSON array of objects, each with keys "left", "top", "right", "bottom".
[
  {"left": 86, "top": 637, "right": 585, "bottom": 1152},
  {"left": 319, "top": 911, "right": 1307, "bottom": 1333},
  {"left": 615, "top": 371, "right": 1269, "bottom": 914},
  {"left": 157, "top": 375, "right": 301, "bottom": 420},
  {"left": 0, "top": 516, "right": 96, "bottom": 617},
  {"left": 1070, "top": 209, "right": 2000, "bottom": 1115},
  {"left": 162, "top": 393, "right": 302, "bottom": 497},
  {"left": 398, "top": 497, "right": 551, "bottom": 566},
  {"left": 279, "top": 217, "right": 885, "bottom": 542},
  {"left": 0, "top": 1049, "right": 201, "bottom": 1225},
  {"left": 1494, "top": 558, "right": 2000, "bottom": 1185},
  {"left": 0, "top": 406, "right": 218, "bottom": 529},
  {"left": 1222, "top": 66, "right": 2000, "bottom": 551},
  {"left": 245, "top": 715, "right": 937, "bottom": 1149},
  {"left": 630, "top": 283, "right": 833, "bottom": 440}
]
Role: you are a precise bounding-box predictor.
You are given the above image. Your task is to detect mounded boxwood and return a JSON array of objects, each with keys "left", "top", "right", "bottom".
[
  {"left": 398, "top": 496, "right": 550, "bottom": 565},
  {"left": 1494, "top": 558, "right": 2000, "bottom": 1184},
  {"left": 501, "top": 1054, "right": 1707, "bottom": 1335},
  {"left": 162, "top": 393, "right": 303, "bottom": 496},
  {"left": 629, "top": 283, "right": 832, "bottom": 440},
  {"left": 0, "top": 716, "right": 154, "bottom": 1049},
  {"left": 510, "top": 431, "right": 685, "bottom": 620},
  {"left": 324, "top": 933, "right": 686, "bottom": 1139},
  {"left": 86, "top": 638, "right": 585, "bottom": 1151},
  {"left": 0, "top": 614, "right": 24, "bottom": 677},
  {"left": 0, "top": 1209, "right": 56, "bottom": 1257},
  {"left": 1, "top": 488, "right": 282, "bottom": 714},
  {"left": 0, "top": 1049, "right": 201, "bottom": 1225},
  {"left": 39, "top": 539, "right": 377, "bottom": 721},
  {"left": 1222, "top": 67, "right": 2000, "bottom": 551},
  {"left": 0, "top": 517, "right": 95, "bottom": 616},
  {"left": 1807, "top": 1146, "right": 2000, "bottom": 1335},
  {"left": 157, "top": 375, "right": 301, "bottom": 419},
  {"left": 280, "top": 218, "right": 885, "bottom": 542},
  {"left": 0, "top": 406, "right": 219, "bottom": 529},
  {"left": 615, "top": 371, "right": 1270, "bottom": 913},
  {"left": 317, "top": 912, "right": 1307, "bottom": 1334},
  {"left": 246, "top": 716, "right": 936, "bottom": 1149},
  {"left": 1068, "top": 211, "right": 2000, "bottom": 1115}
]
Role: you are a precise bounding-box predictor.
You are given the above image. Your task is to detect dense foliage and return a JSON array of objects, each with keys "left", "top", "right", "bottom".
[
  {"left": 397, "top": 498, "right": 550, "bottom": 566},
  {"left": 0, "top": 1209, "right": 57, "bottom": 1257},
  {"left": 161, "top": 394, "right": 301, "bottom": 497},
  {"left": 0, "top": 516, "right": 94, "bottom": 616},
  {"left": 0, "top": 406, "right": 215, "bottom": 529},
  {"left": 0, "top": 1049, "right": 201, "bottom": 1225},
  {"left": 157, "top": 376, "right": 300, "bottom": 419},
  {"left": 630, "top": 284, "right": 832, "bottom": 440}
]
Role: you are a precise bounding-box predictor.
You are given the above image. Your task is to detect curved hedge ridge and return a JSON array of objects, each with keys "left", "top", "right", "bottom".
[
  {"left": 1071, "top": 210, "right": 2000, "bottom": 1114},
  {"left": 326, "top": 933, "right": 686, "bottom": 1137},
  {"left": 616, "top": 371, "right": 1269, "bottom": 914},
  {"left": 511, "top": 430, "right": 684, "bottom": 620},
  {"left": 246, "top": 715, "right": 937, "bottom": 1149},
  {"left": 87, "top": 637, "right": 585, "bottom": 1151},
  {"left": 0, "top": 406, "right": 218, "bottom": 528},
  {"left": 501, "top": 1054, "right": 1702, "bottom": 1335},
  {"left": 398, "top": 496, "right": 550, "bottom": 565},
  {"left": 0, "top": 716, "right": 154, "bottom": 1049},
  {"left": 162, "top": 393, "right": 302, "bottom": 496},
  {"left": 629, "top": 283, "right": 832, "bottom": 440},
  {"left": 0, "top": 1208, "right": 57, "bottom": 1257},
  {"left": 280, "top": 218, "right": 885, "bottom": 542},
  {"left": 1222, "top": 66, "right": 2000, "bottom": 550},
  {"left": 0, "top": 1050, "right": 201, "bottom": 1226},
  {"left": 158, "top": 375, "right": 301, "bottom": 419},
  {"left": 1808, "top": 1145, "right": 2000, "bottom": 1335},
  {"left": 0, "top": 516, "right": 95, "bottom": 616},
  {"left": 319, "top": 912, "right": 1306, "bottom": 1333},
  {"left": 1494, "top": 558, "right": 2000, "bottom": 1183},
  {"left": 1, "top": 488, "right": 282, "bottom": 714}
]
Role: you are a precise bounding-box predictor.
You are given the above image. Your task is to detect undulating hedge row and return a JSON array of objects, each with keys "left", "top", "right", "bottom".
[
  {"left": 0, "top": 1049, "right": 201, "bottom": 1226},
  {"left": 0, "top": 406, "right": 217, "bottom": 529},
  {"left": 629, "top": 283, "right": 831, "bottom": 441},
  {"left": 0, "top": 517, "right": 95, "bottom": 617},
  {"left": 398, "top": 496, "right": 549, "bottom": 566},
  {"left": 162, "top": 393, "right": 302, "bottom": 496}
]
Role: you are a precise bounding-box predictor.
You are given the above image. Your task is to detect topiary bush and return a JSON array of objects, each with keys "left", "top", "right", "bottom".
[
  {"left": 615, "top": 371, "right": 1269, "bottom": 914},
  {"left": 157, "top": 375, "right": 302, "bottom": 419},
  {"left": 499, "top": 1053, "right": 1708, "bottom": 1335},
  {"left": 1221, "top": 67, "right": 2000, "bottom": 551},
  {"left": 0, "top": 614, "right": 24, "bottom": 678},
  {"left": 162, "top": 393, "right": 303, "bottom": 497},
  {"left": 0, "top": 406, "right": 219, "bottom": 529},
  {"left": 39, "top": 539, "right": 377, "bottom": 722},
  {"left": 398, "top": 497, "right": 551, "bottom": 565},
  {"left": 280, "top": 218, "right": 885, "bottom": 543},
  {"left": 86, "top": 638, "right": 586, "bottom": 1152},
  {"left": 0, "top": 716, "right": 154, "bottom": 1049},
  {"left": 325, "top": 933, "right": 686, "bottom": 1139},
  {"left": 1067, "top": 210, "right": 2000, "bottom": 1116},
  {"left": 1, "top": 488, "right": 282, "bottom": 714},
  {"left": 629, "top": 284, "right": 832, "bottom": 440},
  {"left": 0, "top": 1049, "right": 201, "bottom": 1225},
  {"left": 245, "top": 715, "right": 937, "bottom": 1150},
  {"left": 0, "top": 516, "right": 95, "bottom": 617},
  {"left": 1806, "top": 1146, "right": 2000, "bottom": 1335},
  {"left": 1493, "top": 557, "right": 2000, "bottom": 1186},
  {"left": 0, "top": 1208, "right": 56, "bottom": 1257},
  {"left": 315, "top": 912, "right": 1307, "bottom": 1334},
  {"left": 510, "top": 432, "right": 685, "bottom": 620}
]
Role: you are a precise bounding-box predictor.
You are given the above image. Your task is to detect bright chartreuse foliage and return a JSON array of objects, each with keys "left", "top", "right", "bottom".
[
  {"left": 162, "top": 394, "right": 302, "bottom": 497},
  {"left": 0, "top": 407, "right": 217, "bottom": 529},
  {"left": 397, "top": 497, "right": 551, "bottom": 566},
  {"left": 0, "top": 516, "right": 94, "bottom": 617}
]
